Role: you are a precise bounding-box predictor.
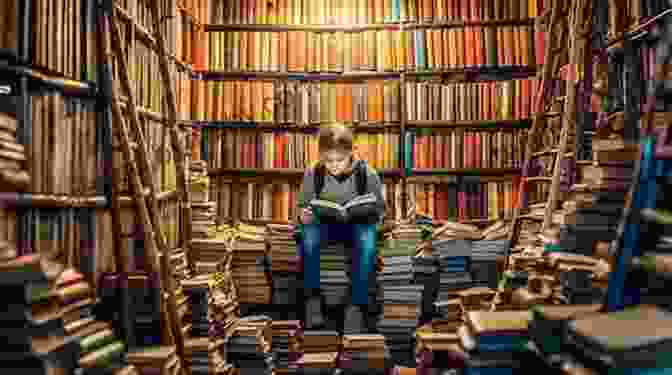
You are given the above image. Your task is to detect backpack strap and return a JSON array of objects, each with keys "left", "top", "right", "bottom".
[
  {"left": 355, "top": 162, "right": 368, "bottom": 196},
  {"left": 313, "top": 162, "right": 326, "bottom": 199}
]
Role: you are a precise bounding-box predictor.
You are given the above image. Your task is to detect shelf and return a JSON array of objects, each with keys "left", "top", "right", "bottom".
[
  {"left": 410, "top": 168, "right": 521, "bottom": 176},
  {"left": 194, "top": 66, "right": 538, "bottom": 81},
  {"left": 193, "top": 70, "right": 401, "bottom": 80},
  {"left": 204, "top": 18, "right": 536, "bottom": 32},
  {"left": 190, "top": 121, "right": 401, "bottom": 130},
  {"left": 406, "top": 119, "right": 532, "bottom": 129},
  {"left": 0, "top": 193, "right": 108, "bottom": 208},
  {"left": 208, "top": 167, "right": 404, "bottom": 178}
]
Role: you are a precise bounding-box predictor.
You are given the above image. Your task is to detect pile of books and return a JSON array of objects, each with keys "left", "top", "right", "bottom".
[
  {"left": 0, "top": 112, "right": 30, "bottom": 191},
  {"left": 412, "top": 251, "right": 439, "bottom": 323},
  {"left": 470, "top": 239, "right": 509, "bottom": 289},
  {"left": 457, "top": 287, "right": 496, "bottom": 313},
  {"left": 0, "top": 255, "right": 76, "bottom": 374},
  {"left": 270, "top": 320, "right": 303, "bottom": 370},
  {"left": 339, "top": 334, "right": 391, "bottom": 375},
  {"left": 128, "top": 273, "right": 163, "bottom": 346},
  {"left": 225, "top": 315, "right": 275, "bottom": 374},
  {"left": 191, "top": 200, "right": 218, "bottom": 239},
  {"left": 296, "top": 330, "right": 340, "bottom": 373},
  {"left": 126, "top": 346, "right": 183, "bottom": 375},
  {"left": 190, "top": 160, "right": 210, "bottom": 203},
  {"left": 266, "top": 224, "right": 301, "bottom": 318},
  {"left": 415, "top": 329, "right": 464, "bottom": 372},
  {"left": 169, "top": 248, "right": 192, "bottom": 283},
  {"left": 528, "top": 304, "right": 602, "bottom": 356},
  {"left": 231, "top": 223, "right": 272, "bottom": 305},
  {"left": 319, "top": 240, "right": 350, "bottom": 308},
  {"left": 433, "top": 238, "right": 473, "bottom": 302},
  {"left": 54, "top": 269, "right": 128, "bottom": 373}
]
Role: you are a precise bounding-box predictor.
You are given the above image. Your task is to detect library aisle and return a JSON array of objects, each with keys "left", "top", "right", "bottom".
[{"left": 1, "top": 0, "right": 672, "bottom": 374}]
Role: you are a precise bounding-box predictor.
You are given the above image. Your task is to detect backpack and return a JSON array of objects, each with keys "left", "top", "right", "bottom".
[{"left": 313, "top": 161, "right": 368, "bottom": 199}]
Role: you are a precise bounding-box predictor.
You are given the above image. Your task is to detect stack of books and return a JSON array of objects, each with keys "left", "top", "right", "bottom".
[
  {"left": 431, "top": 299, "right": 462, "bottom": 328},
  {"left": 528, "top": 304, "right": 602, "bottom": 357},
  {"left": 339, "top": 334, "right": 391, "bottom": 375},
  {"left": 182, "top": 275, "right": 211, "bottom": 337},
  {"left": 208, "top": 270, "right": 239, "bottom": 339},
  {"left": 0, "top": 254, "right": 79, "bottom": 375},
  {"left": 182, "top": 337, "right": 214, "bottom": 375},
  {"left": 225, "top": 315, "right": 274, "bottom": 374},
  {"left": 457, "top": 287, "right": 496, "bottom": 313},
  {"left": 126, "top": 346, "right": 183, "bottom": 375},
  {"left": 231, "top": 223, "right": 272, "bottom": 305},
  {"left": 0, "top": 112, "right": 30, "bottom": 191},
  {"left": 190, "top": 160, "right": 210, "bottom": 203},
  {"left": 169, "top": 248, "right": 192, "bottom": 284},
  {"left": 470, "top": 239, "right": 509, "bottom": 289},
  {"left": 433, "top": 239, "right": 473, "bottom": 302},
  {"left": 127, "top": 273, "right": 162, "bottom": 346},
  {"left": 190, "top": 228, "right": 234, "bottom": 274},
  {"left": 563, "top": 305, "right": 672, "bottom": 374},
  {"left": 558, "top": 269, "right": 604, "bottom": 305},
  {"left": 191, "top": 201, "right": 218, "bottom": 239},
  {"left": 267, "top": 223, "right": 299, "bottom": 311},
  {"left": 54, "top": 269, "right": 128, "bottom": 374},
  {"left": 411, "top": 251, "right": 439, "bottom": 323},
  {"left": 458, "top": 311, "right": 534, "bottom": 373},
  {"left": 296, "top": 330, "right": 340, "bottom": 373},
  {"left": 270, "top": 320, "right": 303, "bottom": 370},
  {"left": 319, "top": 240, "right": 350, "bottom": 308},
  {"left": 415, "top": 329, "right": 465, "bottom": 372}
]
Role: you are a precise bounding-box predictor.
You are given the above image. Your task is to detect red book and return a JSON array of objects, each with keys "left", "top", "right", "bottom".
[{"left": 535, "top": 29, "right": 545, "bottom": 67}]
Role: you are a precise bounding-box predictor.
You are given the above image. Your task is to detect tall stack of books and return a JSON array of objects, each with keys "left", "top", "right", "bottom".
[
  {"left": 415, "top": 329, "right": 465, "bottom": 373},
  {"left": 470, "top": 228, "right": 509, "bottom": 289},
  {"left": 208, "top": 270, "right": 240, "bottom": 339},
  {"left": 231, "top": 223, "right": 272, "bottom": 305},
  {"left": 377, "top": 226, "right": 425, "bottom": 366},
  {"left": 182, "top": 337, "right": 214, "bottom": 375},
  {"left": 267, "top": 224, "right": 301, "bottom": 319},
  {"left": 412, "top": 250, "right": 439, "bottom": 323},
  {"left": 339, "top": 334, "right": 391, "bottom": 375},
  {"left": 126, "top": 346, "right": 183, "bottom": 375},
  {"left": 319, "top": 240, "right": 350, "bottom": 309},
  {"left": 225, "top": 315, "right": 274, "bottom": 375},
  {"left": 528, "top": 304, "right": 602, "bottom": 357},
  {"left": 270, "top": 320, "right": 303, "bottom": 371},
  {"left": 433, "top": 239, "right": 473, "bottom": 302},
  {"left": 0, "top": 254, "right": 80, "bottom": 375},
  {"left": 298, "top": 330, "right": 340, "bottom": 373}
]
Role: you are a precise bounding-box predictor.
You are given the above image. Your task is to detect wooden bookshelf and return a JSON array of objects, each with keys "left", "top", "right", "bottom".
[
  {"left": 208, "top": 167, "right": 404, "bottom": 178},
  {"left": 191, "top": 121, "right": 401, "bottom": 130},
  {"left": 406, "top": 119, "right": 532, "bottom": 129},
  {"left": 194, "top": 71, "right": 403, "bottom": 80},
  {"left": 410, "top": 168, "right": 522, "bottom": 175}
]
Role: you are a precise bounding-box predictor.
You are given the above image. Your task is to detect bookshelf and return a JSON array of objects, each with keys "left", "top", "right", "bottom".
[{"left": 190, "top": 0, "right": 544, "bottom": 226}]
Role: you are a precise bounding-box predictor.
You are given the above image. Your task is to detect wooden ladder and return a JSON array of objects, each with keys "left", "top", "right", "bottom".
[
  {"left": 102, "top": 3, "right": 188, "bottom": 371},
  {"left": 491, "top": 0, "right": 588, "bottom": 310}
]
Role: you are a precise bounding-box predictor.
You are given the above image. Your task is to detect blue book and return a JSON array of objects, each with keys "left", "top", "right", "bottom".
[
  {"left": 391, "top": 0, "right": 401, "bottom": 21},
  {"left": 414, "top": 31, "right": 426, "bottom": 71}
]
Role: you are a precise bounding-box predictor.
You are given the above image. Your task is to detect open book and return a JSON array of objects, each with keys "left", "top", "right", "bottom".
[{"left": 310, "top": 193, "right": 378, "bottom": 222}]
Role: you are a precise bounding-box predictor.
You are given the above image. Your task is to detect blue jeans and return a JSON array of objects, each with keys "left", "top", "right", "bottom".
[{"left": 298, "top": 223, "right": 377, "bottom": 306}]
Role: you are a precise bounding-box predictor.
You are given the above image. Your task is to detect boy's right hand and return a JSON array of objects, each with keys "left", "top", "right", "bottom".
[{"left": 301, "top": 207, "right": 314, "bottom": 224}]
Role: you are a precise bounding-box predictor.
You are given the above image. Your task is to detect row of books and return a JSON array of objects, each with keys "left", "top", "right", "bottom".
[
  {"left": 28, "top": 96, "right": 99, "bottom": 195},
  {"left": 209, "top": 0, "right": 544, "bottom": 25},
  {"left": 199, "top": 128, "right": 402, "bottom": 170},
  {"left": 191, "top": 80, "right": 402, "bottom": 123},
  {"left": 411, "top": 179, "right": 520, "bottom": 222},
  {"left": 404, "top": 128, "right": 527, "bottom": 169},
  {"left": 112, "top": 17, "right": 193, "bottom": 120},
  {"left": 0, "top": 1, "right": 17, "bottom": 55},
  {"left": 0, "top": 111, "right": 30, "bottom": 192},
  {"left": 208, "top": 180, "right": 405, "bottom": 223},
  {"left": 405, "top": 78, "right": 540, "bottom": 123},
  {"left": 205, "top": 25, "right": 542, "bottom": 72},
  {"left": 111, "top": 112, "right": 182, "bottom": 194},
  {"left": 30, "top": 0, "right": 98, "bottom": 82},
  {"left": 114, "top": 0, "right": 197, "bottom": 60}
]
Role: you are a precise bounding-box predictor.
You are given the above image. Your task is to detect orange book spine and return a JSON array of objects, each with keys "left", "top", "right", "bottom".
[{"left": 346, "top": 85, "right": 353, "bottom": 121}]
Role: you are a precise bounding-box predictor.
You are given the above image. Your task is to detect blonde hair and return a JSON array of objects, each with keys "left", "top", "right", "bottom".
[{"left": 318, "top": 123, "right": 353, "bottom": 153}]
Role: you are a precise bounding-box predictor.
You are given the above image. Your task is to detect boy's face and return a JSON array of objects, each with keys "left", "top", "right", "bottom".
[{"left": 321, "top": 150, "right": 352, "bottom": 176}]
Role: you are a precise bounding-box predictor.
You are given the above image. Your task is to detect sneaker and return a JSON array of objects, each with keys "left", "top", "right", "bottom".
[
  {"left": 343, "top": 304, "right": 365, "bottom": 334},
  {"left": 305, "top": 295, "right": 325, "bottom": 329}
]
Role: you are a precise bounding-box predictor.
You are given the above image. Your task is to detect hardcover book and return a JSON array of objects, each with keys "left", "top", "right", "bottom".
[{"left": 310, "top": 193, "right": 378, "bottom": 222}]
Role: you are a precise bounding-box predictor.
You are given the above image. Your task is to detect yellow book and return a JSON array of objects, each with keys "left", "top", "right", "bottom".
[{"left": 376, "top": 31, "right": 384, "bottom": 71}]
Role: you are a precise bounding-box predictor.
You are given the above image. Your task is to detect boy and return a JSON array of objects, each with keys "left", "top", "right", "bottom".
[{"left": 297, "top": 123, "right": 385, "bottom": 331}]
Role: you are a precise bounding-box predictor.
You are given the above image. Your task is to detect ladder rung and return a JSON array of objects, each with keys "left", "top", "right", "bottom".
[
  {"left": 524, "top": 176, "right": 553, "bottom": 182},
  {"left": 113, "top": 142, "right": 138, "bottom": 151},
  {"left": 532, "top": 148, "right": 558, "bottom": 157},
  {"left": 517, "top": 214, "right": 545, "bottom": 221}
]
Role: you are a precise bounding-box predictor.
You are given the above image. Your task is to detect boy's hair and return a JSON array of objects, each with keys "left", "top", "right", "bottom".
[{"left": 318, "top": 123, "right": 353, "bottom": 153}]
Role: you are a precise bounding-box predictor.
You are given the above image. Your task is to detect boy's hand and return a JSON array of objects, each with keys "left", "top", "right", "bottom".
[{"left": 301, "top": 207, "right": 314, "bottom": 224}]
